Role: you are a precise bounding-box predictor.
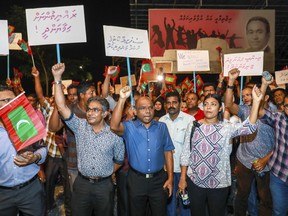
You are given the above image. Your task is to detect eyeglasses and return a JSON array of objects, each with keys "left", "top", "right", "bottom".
[
  {"left": 0, "top": 98, "right": 13, "bottom": 103},
  {"left": 87, "top": 107, "right": 102, "bottom": 113},
  {"left": 284, "top": 104, "right": 288, "bottom": 109},
  {"left": 137, "top": 106, "right": 154, "bottom": 112}
]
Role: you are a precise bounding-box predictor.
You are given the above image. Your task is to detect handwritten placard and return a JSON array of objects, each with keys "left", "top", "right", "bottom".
[
  {"left": 103, "top": 25, "right": 150, "bottom": 59},
  {"left": 0, "top": 20, "right": 9, "bottom": 55},
  {"left": 223, "top": 51, "right": 264, "bottom": 76},
  {"left": 9, "top": 33, "right": 22, "bottom": 50},
  {"left": 120, "top": 74, "right": 137, "bottom": 87},
  {"left": 26, "top": 5, "right": 87, "bottom": 46},
  {"left": 177, "top": 50, "right": 210, "bottom": 71},
  {"left": 275, "top": 69, "right": 288, "bottom": 85}
]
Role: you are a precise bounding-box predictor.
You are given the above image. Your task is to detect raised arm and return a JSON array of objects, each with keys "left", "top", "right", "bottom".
[
  {"left": 249, "top": 85, "right": 263, "bottom": 124},
  {"left": 102, "top": 66, "right": 117, "bottom": 98},
  {"left": 224, "top": 68, "right": 240, "bottom": 115},
  {"left": 259, "top": 74, "right": 274, "bottom": 117},
  {"left": 49, "top": 105, "right": 65, "bottom": 132},
  {"left": 110, "top": 86, "right": 131, "bottom": 136},
  {"left": 31, "top": 67, "right": 45, "bottom": 106},
  {"left": 51, "top": 63, "right": 71, "bottom": 119}
]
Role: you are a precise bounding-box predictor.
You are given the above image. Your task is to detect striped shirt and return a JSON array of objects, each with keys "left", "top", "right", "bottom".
[{"left": 262, "top": 110, "right": 288, "bottom": 184}]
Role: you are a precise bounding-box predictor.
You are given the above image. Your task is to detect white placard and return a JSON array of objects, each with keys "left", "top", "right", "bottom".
[
  {"left": 275, "top": 69, "right": 288, "bottom": 85},
  {"left": 223, "top": 51, "right": 264, "bottom": 76},
  {"left": 0, "top": 20, "right": 9, "bottom": 55},
  {"left": 26, "top": 5, "right": 87, "bottom": 46},
  {"left": 9, "top": 33, "right": 22, "bottom": 50},
  {"left": 177, "top": 50, "right": 210, "bottom": 71},
  {"left": 103, "top": 25, "right": 150, "bottom": 59}
]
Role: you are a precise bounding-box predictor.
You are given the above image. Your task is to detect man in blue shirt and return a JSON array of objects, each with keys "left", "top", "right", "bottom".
[
  {"left": 0, "top": 85, "right": 47, "bottom": 216},
  {"left": 110, "top": 85, "right": 174, "bottom": 216}
]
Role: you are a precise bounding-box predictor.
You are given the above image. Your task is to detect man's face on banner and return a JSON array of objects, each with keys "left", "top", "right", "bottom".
[{"left": 246, "top": 20, "right": 270, "bottom": 51}]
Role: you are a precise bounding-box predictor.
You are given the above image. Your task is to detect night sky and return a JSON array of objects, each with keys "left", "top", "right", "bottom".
[{"left": 0, "top": 0, "right": 131, "bottom": 83}]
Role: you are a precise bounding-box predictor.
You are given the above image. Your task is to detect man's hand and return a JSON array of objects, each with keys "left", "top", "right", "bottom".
[
  {"left": 163, "top": 179, "right": 173, "bottom": 197},
  {"left": 14, "top": 151, "right": 38, "bottom": 166},
  {"left": 31, "top": 67, "right": 40, "bottom": 77},
  {"left": 261, "top": 74, "right": 274, "bottom": 86},
  {"left": 252, "top": 85, "right": 263, "bottom": 103},
  {"left": 228, "top": 68, "right": 240, "bottom": 83},
  {"left": 119, "top": 86, "right": 131, "bottom": 99},
  {"left": 107, "top": 66, "right": 118, "bottom": 75},
  {"left": 51, "top": 63, "right": 65, "bottom": 80},
  {"left": 178, "top": 177, "right": 187, "bottom": 195}
]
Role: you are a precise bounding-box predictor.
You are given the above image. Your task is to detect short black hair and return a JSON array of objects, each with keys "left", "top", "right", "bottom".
[
  {"left": 165, "top": 91, "right": 181, "bottom": 103},
  {"left": 246, "top": 16, "right": 270, "bottom": 34}
]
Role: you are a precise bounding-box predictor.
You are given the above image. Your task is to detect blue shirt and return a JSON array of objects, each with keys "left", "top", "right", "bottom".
[
  {"left": 237, "top": 105, "right": 275, "bottom": 170},
  {"left": 0, "top": 126, "right": 48, "bottom": 187},
  {"left": 123, "top": 119, "right": 174, "bottom": 174}
]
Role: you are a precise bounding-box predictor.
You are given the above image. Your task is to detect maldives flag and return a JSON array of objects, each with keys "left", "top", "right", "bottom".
[
  {"left": 0, "top": 92, "right": 47, "bottom": 152},
  {"left": 17, "top": 39, "right": 33, "bottom": 55},
  {"left": 182, "top": 77, "right": 193, "bottom": 89},
  {"left": 8, "top": 25, "right": 15, "bottom": 37},
  {"left": 165, "top": 74, "right": 177, "bottom": 85},
  {"left": 140, "top": 81, "right": 148, "bottom": 92},
  {"left": 103, "top": 65, "right": 120, "bottom": 84},
  {"left": 195, "top": 75, "right": 204, "bottom": 88}
]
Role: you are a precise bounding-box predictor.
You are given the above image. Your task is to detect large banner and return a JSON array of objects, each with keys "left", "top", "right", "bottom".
[{"left": 149, "top": 9, "right": 275, "bottom": 73}]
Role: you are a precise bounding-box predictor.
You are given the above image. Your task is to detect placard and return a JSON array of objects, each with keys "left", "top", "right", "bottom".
[
  {"left": 223, "top": 51, "right": 263, "bottom": 76},
  {"left": 9, "top": 33, "right": 22, "bottom": 50},
  {"left": 120, "top": 74, "right": 137, "bottom": 87},
  {"left": 103, "top": 25, "right": 150, "bottom": 59},
  {"left": 26, "top": 5, "right": 87, "bottom": 46},
  {"left": 52, "top": 80, "right": 72, "bottom": 95},
  {"left": 177, "top": 50, "right": 210, "bottom": 71},
  {"left": 0, "top": 20, "right": 9, "bottom": 55},
  {"left": 275, "top": 69, "right": 288, "bottom": 85},
  {"left": 155, "top": 61, "right": 173, "bottom": 74}
]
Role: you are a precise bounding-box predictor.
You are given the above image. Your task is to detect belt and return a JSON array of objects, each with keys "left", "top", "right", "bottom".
[
  {"left": 130, "top": 167, "right": 163, "bottom": 179},
  {"left": 78, "top": 172, "right": 111, "bottom": 183},
  {"left": 0, "top": 175, "right": 38, "bottom": 190}
]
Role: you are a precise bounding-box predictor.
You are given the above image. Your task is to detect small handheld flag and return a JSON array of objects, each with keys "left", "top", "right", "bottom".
[
  {"left": 17, "top": 39, "right": 35, "bottom": 67},
  {"left": 0, "top": 92, "right": 47, "bottom": 151}
]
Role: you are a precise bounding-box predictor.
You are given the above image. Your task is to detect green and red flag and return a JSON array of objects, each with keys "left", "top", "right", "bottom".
[
  {"left": 140, "top": 81, "right": 148, "bottom": 92},
  {"left": 11, "top": 68, "right": 23, "bottom": 86},
  {"left": 103, "top": 65, "right": 120, "bottom": 84},
  {"left": 17, "top": 39, "right": 33, "bottom": 56},
  {"left": 182, "top": 76, "right": 193, "bottom": 89},
  {"left": 195, "top": 75, "right": 204, "bottom": 88},
  {"left": 165, "top": 74, "right": 177, "bottom": 85},
  {"left": 0, "top": 92, "right": 47, "bottom": 152},
  {"left": 141, "top": 59, "right": 154, "bottom": 75},
  {"left": 8, "top": 25, "right": 15, "bottom": 37},
  {"left": 174, "top": 86, "right": 182, "bottom": 94}
]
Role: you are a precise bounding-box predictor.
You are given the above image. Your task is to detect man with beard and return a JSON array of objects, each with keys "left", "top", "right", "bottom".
[
  {"left": 110, "top": 86, "right": 174, "bottom": 216},
  {"left": 159, "top": 91, "right": 194, "bottom": 216}
]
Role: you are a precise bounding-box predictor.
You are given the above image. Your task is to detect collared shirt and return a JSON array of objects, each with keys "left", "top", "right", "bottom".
[
  {"left": 237, "top": 105, "right": 275, "bottom": 170},
  {"left": 262, "top": 110, "right": 288, "bottom": 183},
  {"left": 64, "top": 112, "right": 125, "bottom": 177},
  {"left": 123, "top": 119, "right": 175, "bottom": 174},
  {"left": 0, "top": 126, "right": 47, "bottom": 187},
  {"left": 41, "top": 99, "right": 62, "bottom": 158},
  {"left": 159, "top": 111, "right": 194, "bottom": 173},
  {"left": 181, "top": 118, "right": 257, "bottom": 188}
]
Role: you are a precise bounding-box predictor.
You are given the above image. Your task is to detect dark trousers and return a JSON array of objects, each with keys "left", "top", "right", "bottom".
[
  {"left": 44, "top": 155, "right": 68, "bottom": 212},
  {"left": 116, "top": 170, "right": 129, "bottom": 216},
  {"left": 234, "top": 159, "right": 272, "bottom": 216},
  {"left": 71, "top": 174, "right": 114, "bottom": 216},
  {"left": 0, "top": 178, "right": 45, "bottom": 216},
  {"left": 186, "top": 177, "right": 229, "bottom": 216},
  {"left": 127, "top": 169, "right": 168, "bottom": 216}
]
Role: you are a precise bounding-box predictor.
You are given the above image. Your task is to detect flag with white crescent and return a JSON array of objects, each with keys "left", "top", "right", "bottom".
[{"left": 0, "top": 92, "right": 47, "bottom": 151}]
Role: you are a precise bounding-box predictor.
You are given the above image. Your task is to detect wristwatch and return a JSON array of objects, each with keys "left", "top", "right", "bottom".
[
  {"left": 34, "top": 154, "right": 42, "bottom": 164},
  {"left": 54, "top": 80, "right": 62, "bottom": 85},
  {"left": 227, "top": 85, "right": 234, "bottom": 89}
]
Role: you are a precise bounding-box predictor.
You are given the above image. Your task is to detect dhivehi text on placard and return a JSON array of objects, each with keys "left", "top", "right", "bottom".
[
  {"left": 26, "top": 5, "right": 87, "bottom": 46},
  {"left": 223, "top": 51, "right": 263, "bottom": 76},
  {"left": 103, "top": 25, "right": 150, "bottom": 59}
]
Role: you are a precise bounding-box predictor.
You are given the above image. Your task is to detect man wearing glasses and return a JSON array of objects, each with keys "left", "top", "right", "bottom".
[
  {"left": 51, "top": 63, "right": 125, "bottom": 216},
  {"left": 0, "top": 85, "right": 48, "bottom": 216}
]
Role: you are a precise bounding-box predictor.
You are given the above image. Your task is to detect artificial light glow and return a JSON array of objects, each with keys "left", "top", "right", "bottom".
[{"left": 157, "top": 74, "right": 163, "bottom": 81}]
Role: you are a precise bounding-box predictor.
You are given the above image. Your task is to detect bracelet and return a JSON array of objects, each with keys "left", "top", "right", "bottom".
[
  {"left": 34, "top": 154, "right": 42, "bottom": 164},
  {"left": 54, "top": 80, "right": 62, "bottom": 85},
  {"left": 227, "top": 85, "right": 234, "bottom": 90}
]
